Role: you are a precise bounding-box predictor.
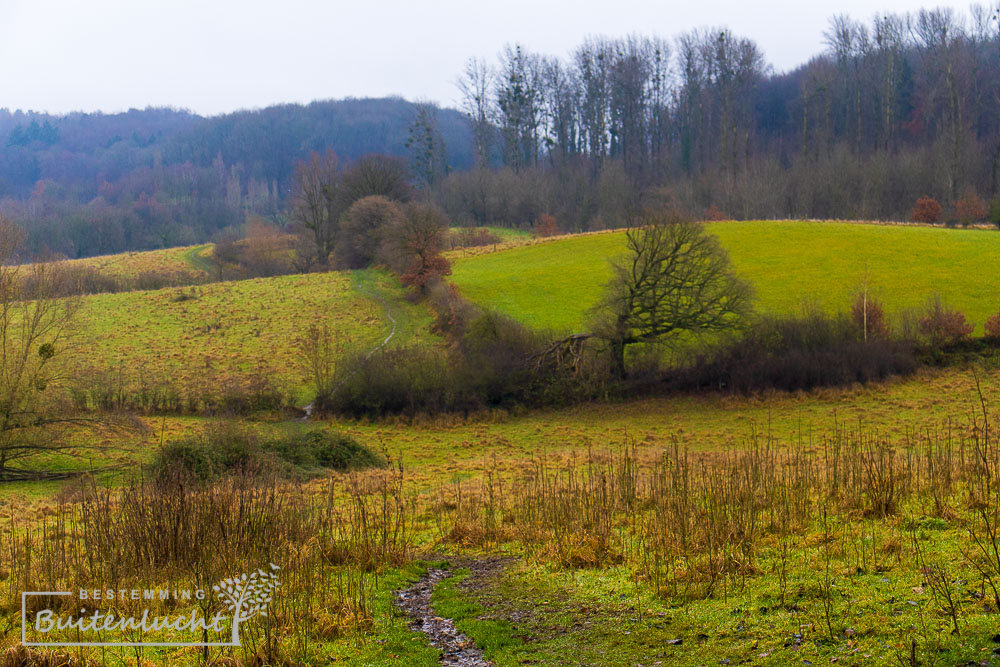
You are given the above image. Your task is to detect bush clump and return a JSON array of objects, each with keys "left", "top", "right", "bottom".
[
  {"left": 154, "top": 422, "right": 382, "bottom": 480},
  {"left": 983, "top": 309, "right": 1000, "bottom": 341},
  {"left": 918, "top": 296, "right": 974, "bottom": 348},
  {"left": 911, "top": 196, "right": 943, "bottom": 224},
  {"left": 674, "top": 312, "right": 917, "bottom": 393},
  {"left": 955, "top": 190, "right": 987, "bottom": 226},
  {"left": 316, "top": 305, "right": 605, "bottom": 418}
]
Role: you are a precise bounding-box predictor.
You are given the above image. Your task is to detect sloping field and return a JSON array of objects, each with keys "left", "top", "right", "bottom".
[
  {"left": 63, "top": 243, "right": 214, "bottom": 282},
  {"left": 62, "top": 268, "right": 433, "bottom": 403},
  {"left": 451, "top": 221, "right": 1000, "bottom": 333}
]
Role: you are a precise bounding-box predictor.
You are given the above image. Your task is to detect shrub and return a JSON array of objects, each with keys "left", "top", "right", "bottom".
[
  {"left": 990, "top": 196, "right": 1000, "bottom": 229},
  {"left": 985, "top": 310, "right": 1000, "bottom": 341},
  {"left": 427, "top": 281, "right": 478, "bottom": 338},
  {"left": 318, "top": 345, "right": 458, "bottom": 417},
  {"left": 911, "top": 196, "right": 943, "bottom": 224},
  {"left": 294, "top": 430, "right": 383, "bottom": 470},
  {"left": 449, "top": 227, "right": 502, "bottom": 248},
  {"left": 955, "top": 190, "right": 987, "bottom": 226},
  {"left": 400, "top": 254, "right": 451, "bottom": 289},
  {"left": 153, "top": 422, "right": 381, "bottom": 480},
  {"left": 315, "top": 305, "right": 605, "bottom": 418},
  {"left": 850, "top": 291, "right": 890, "bottom": 340},
  {"left": 336, "top": 195, "right": 403, "bottom": 269},
  {"left": 534, "top": 213, "right": 559, "bottom": 237},
  {"left": 702, "top": 205, "right": 728, "bottom": 221},
  {"left": 674, "top": 312, "right": 917, "bottom": 393},
  {"left": 918, "top": 296, "right": 974, "bottom": 347}
]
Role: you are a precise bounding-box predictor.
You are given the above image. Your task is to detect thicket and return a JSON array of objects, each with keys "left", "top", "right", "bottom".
[
  {"left": 19, "top": 262, "right": 205, "bottom": 299},
  {"left": 313, "top": 285, "right": 998, "bottom": 418},
  {"left": 673, "top": 311, "right": 918, "bottom": 393},
  {"left": 69, "top": 364, "right": 295, "bottom": 416},
  {"left": 311, "top": 284, "right": 608, "bottom": 418},
  {"left": 153, "top": 422, "right": 383, "bottom": 481}
]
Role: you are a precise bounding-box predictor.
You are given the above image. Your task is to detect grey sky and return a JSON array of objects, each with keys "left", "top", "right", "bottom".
[{"left": 0, "top": 0, "right": 983, "bottom": 117}]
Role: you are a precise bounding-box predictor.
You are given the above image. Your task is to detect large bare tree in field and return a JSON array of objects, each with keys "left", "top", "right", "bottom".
[
  {"left": 0, "top": 216, "right": 90, "bottom": 478},
  {"left": 290, "top": 150, "right": 340, "bottom": 270},
  {"left": 591, "top": 214, "right": 752, "bottom": 378}
]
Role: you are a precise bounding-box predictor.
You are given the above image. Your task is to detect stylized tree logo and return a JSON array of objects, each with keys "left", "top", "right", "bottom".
[{"left": 213, "top": 563, "right": 281, "bottom": 645}]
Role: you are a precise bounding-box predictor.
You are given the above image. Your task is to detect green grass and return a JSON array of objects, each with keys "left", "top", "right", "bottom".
[
  {"left": 62, "top": 244, "right": 213, "bottom": 282},
  {"left": 181, "top": 243, "right": 215, "bottom": 273},
  {"left": 434, "top": 550, "right": 998, "bottom": 666},
  {"left": 64, "top": 269, "right": 436, "bottom": 404},
  {"left": 449, "top": 226, "right": 533, "bottom": 243},
  {"left": 451, "top": 221, "right": 1000, "bottom": 334}
]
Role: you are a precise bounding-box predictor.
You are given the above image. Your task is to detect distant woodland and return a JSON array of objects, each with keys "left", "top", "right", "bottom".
[{"left": 2, "top": 6, "right": 1000, "bottom": 259}]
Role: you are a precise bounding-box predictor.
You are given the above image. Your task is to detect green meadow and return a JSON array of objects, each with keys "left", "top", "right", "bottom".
[
  {"left": 65, "top": 268, "right": 435, "bottom": 403},
  {"left": 451, "top": 221, "right": 1000, "bottom": 334}
]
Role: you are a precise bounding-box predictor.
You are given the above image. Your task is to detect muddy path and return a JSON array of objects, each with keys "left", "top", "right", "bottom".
[{"left": 395, "top": 558, "right": 512, "bottom": 666}]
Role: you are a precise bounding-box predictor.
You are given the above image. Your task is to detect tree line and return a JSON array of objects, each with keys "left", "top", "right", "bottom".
[
  {"left": 437, "top": 6, "right": 1000, "bottom": 228},
  {"left": 0, "top": 100, "right": 471, "bottom": 259},
  {"left": 2, "top": 6, "right": 1000, "bottom": 261}
]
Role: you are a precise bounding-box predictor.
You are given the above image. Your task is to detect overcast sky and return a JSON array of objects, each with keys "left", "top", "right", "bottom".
[{"left": 0, "top": 0, "right": 984, "bottom": 117}]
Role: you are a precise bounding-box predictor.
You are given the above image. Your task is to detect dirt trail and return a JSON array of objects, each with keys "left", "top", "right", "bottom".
[{"left": 396, "top": 568, "right": 492, "bottom": 666}]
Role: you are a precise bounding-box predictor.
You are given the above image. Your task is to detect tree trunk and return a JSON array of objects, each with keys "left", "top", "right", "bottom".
[{"left": 609, "top": 339, "right": 627, "bottom": 379}]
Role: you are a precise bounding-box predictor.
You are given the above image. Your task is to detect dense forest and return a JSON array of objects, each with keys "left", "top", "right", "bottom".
[
  {"left": 0, "top": 99, "right": 472, "bottom": 258},
  {"left": 440, "top": 6, "right": 1000, "bottom": 230},
  {"left": 2, "top": 6, "right": 999, "bottom": 259}
]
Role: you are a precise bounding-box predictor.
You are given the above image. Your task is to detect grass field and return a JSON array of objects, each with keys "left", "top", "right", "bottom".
[
  {"left": 6, "top": 362, "right": 1000, "bottom": 665},
  {"left": 451, "top": 221, "right": 1000, "bottom": 334},
  {"left": 63, "top": 268, "right": 435, "bottom": 405},
  {"left": 62, "top": 243, "right": 214, "bottom": 282}
]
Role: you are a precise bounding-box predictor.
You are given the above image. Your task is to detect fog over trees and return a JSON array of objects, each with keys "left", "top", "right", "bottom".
[{"left": 1, "top": 5, "right": 999, "bottom": 260}]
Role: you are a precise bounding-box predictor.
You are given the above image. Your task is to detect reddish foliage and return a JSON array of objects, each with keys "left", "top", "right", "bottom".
[
  {"left": 911, "top": 196, "right": 942, "bottom": 224},
  {"left": 401, "top": 253, "right": 451, "bottom": 289},
  {"left": 850, "top": 293, "right": 890, "bottom": 340},
  {"left": 919, "top": 299, "right": 974, "bottom": 346},
  {"left": 986, "top": 310, "right": 1000, "bottom": 341},
  {"left": 534, "top": 213, "right": 559, "bottom": 238},
  {"left": 955, "top": 191, "right": 987, "bottom": 226},
  {"left": 702, "top": 205, "right": 728, "bottom": 221}
]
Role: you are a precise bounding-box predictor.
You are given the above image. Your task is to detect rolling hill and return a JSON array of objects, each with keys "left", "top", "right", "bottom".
[{"left": 450, "top": 221, "right": 1000, "bottom": 334}]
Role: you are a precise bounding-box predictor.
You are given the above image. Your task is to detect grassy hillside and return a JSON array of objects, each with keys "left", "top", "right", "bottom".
[
  {"left": 63, "top": 268, "right": 433, "bottom": 404},
  {"left": 63, "top": 243, "right": 214, "bottom": 282},
  {"left": 451, "top": 221, "right": 1000, "bottom": 333}
]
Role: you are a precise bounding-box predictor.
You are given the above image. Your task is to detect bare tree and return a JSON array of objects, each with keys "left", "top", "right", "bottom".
[
  {"left": 341, "top": 154, "right": 413, "bottom": 206},
  {"left": 457, "top": 57, "right": 496, "bottom": 166},
  {"left": 336, "top": 195, "right": 404, "bottom": 269},
  {"left": 0, "top": 216, "right": 94, "bottom": 478},
  {"left": 383, "top": 203, "right": 451, "bottom": 292},
  {"left": 590, "top": 214, "right": 752, "bottom": 378},
  {"left": 290, "top": 150, "right": 340, "bottom": 269},
  {"left": 406, "top": 101, "right": 448, "bottom": 188}
]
